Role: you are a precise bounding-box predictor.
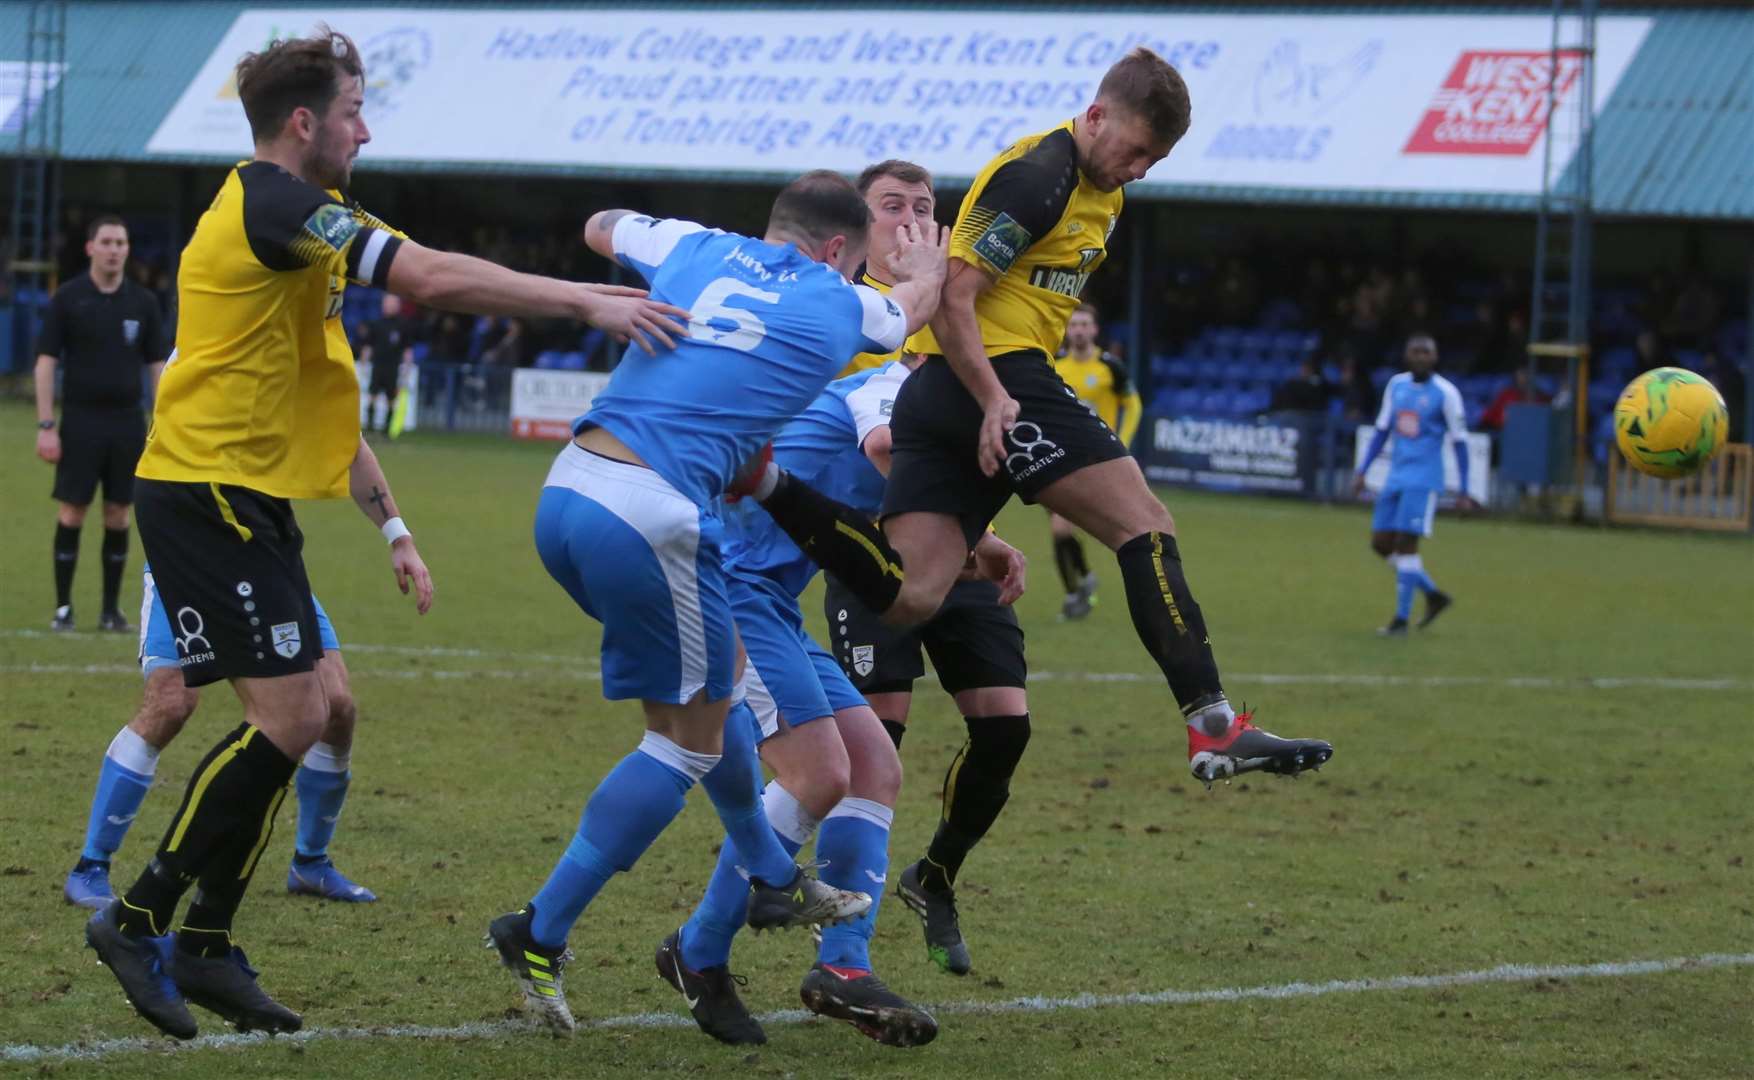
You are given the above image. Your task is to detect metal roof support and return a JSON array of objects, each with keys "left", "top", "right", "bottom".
[
  {"left": 6, "top": 0, "right": 67, "bottom": 375},
  {"left": 1527, "top": 0, "right": 1598, "bottom": 518}
]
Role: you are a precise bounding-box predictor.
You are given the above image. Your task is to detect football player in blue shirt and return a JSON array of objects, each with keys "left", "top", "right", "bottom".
[
  {"left": 1353, "top": 334, "right": 1478, "bottom": 635},
  {"left": 487, "top": 171, "right": 948, "bottom": 1036}
]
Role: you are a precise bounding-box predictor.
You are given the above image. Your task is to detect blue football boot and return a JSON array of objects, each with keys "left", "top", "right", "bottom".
[{"left": 286, "top": 856, "right": 378, "bottom": 902}]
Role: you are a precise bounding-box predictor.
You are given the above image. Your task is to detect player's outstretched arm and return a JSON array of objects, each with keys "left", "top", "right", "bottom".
[
  {"left": 932, "top": 259, "right": 1018, "bottom": 477},
  {"left": 882, "top": 221, "right": 949, "bottom": 336},
  {"left": 386, "top": 239, "right": 689, "bottom": 355},
  {"left": 348, "top": 436, "right": 433, "bottom": 615}
]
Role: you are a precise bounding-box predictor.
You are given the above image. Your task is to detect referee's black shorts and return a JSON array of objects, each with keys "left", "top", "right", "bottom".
[
  {"left": 133, "top": 479, "right": 324, "bottom": 688},
  {"left": 52, "top": 406, "right": 146, "bottom": 507},
  {"left": 880, "top": 350, "right": 1128, "bottom": 548},
  {"left": 824, "top": 574, "right": 1026, "bottom": 697}
]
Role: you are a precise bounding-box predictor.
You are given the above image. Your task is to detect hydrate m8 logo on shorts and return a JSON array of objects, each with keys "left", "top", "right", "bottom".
[
  {"left": 852, "top": 645, "right": 875, "bottom": 677},
  {"left": 1004, "top": 420, "right": 1067, "bottom": 481},
  {"left": 174, "top": 607, "right": 216, "bottom": 667},
  {"left": 271, "top": 622, "right": 303, "bottom": 659}
]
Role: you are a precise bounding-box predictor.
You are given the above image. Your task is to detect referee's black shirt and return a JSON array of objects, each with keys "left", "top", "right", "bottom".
[{"left": 35, "top": 272, "right": 168, "bottom": 410}]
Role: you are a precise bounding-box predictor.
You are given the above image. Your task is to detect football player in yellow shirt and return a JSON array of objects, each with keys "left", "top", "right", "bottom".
[
  {"left": 1049, "top": 302, "right": 1141, "bottom": 619},
  {"left": 749, "top": 48, "right": 1333, "bottom": 803},
  {"left": 85, "top": 27, "right": 688, "bottom": 1041}
]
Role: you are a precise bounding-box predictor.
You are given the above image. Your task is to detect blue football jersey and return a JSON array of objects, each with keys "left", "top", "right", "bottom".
[
  {"left": 579, "top": 216, "right": 909, "bottom": 507},
  {"left": 722, "top": 361, "right": 910, "bottom": 598},
  {"left": 1374, "top": 372, "right": 1468, "bottom": 490}
]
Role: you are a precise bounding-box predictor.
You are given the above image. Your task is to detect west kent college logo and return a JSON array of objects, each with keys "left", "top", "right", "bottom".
[{"left": 1404, "top": 50, "right": 1585, "bottom": 156}]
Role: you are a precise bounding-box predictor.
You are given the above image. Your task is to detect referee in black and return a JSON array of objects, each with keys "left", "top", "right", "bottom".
[{"left": 33, "top": 215, "right": 168, "bottom": 632}]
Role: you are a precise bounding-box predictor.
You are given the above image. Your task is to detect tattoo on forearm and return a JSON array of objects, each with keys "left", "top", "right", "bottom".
[{"left": 369, "top": 485, "right": 390, "bottom": 522}]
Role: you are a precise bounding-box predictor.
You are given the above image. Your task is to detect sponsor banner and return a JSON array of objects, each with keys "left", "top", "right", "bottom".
[
  {"left": 1138, "top": 413, "right": 1320, "bottom": 496},
  {"left": 1354, "top": 425, "right": 1492, "bottom": 504},
  {"left": 146, "top": 10, "right": 1650, "bottom": 195},
  {"left": 510, "top": 368, "right": 609, "bottom": 440}
]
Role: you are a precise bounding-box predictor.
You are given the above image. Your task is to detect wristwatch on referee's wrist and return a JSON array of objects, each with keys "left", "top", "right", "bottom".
[{"left": 37, "top": 419, "right": 55, "bottom": 430}]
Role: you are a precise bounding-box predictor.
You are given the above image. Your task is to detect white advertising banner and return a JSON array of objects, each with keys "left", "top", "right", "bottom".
[
  {"left": 1354, "top": 425, "right": 1492, "bottom": 505},
  {"left": 0, "top": 61, "right": 64, "bottom": 136},
  {"left": 510, "top": 368, "right": 609, "bottom": 440},
  {"left": 146, "top": 9, "right": 1651, "bottom": 196}
]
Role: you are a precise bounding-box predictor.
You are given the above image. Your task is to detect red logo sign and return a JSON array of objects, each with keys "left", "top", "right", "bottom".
[{"left": 1404, "top": 50, "right": 1584, "bottom": 156}]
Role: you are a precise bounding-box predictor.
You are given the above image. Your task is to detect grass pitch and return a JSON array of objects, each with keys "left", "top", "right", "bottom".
[{"left": 2, "top": 405, "right": 1750, "bottom": 1078}]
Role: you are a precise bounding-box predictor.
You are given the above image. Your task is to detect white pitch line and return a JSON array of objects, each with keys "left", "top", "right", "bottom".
[
  {"left": 3, "top": 951, "right": 1749, "bottom": 1065},
  {"left": 4, "top": 662, "right": 1748, "bottom": 693}
]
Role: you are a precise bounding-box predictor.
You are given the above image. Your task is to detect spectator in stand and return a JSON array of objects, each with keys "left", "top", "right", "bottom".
[
  {"left": 1213, "top": 257, "right": 1260, "bottom": 325},
  {"left": 428, "top": 311, "right": 477, "bottom": 363},
  {"left": 1634, "top": 329, "right": 1671, "bottom": 373},
  {"left": 1663, "top": 275, "right": 1721, "bottom": 350},
  {"left": 1268, "top": 357, "right": 1331, "bottom": 414},
  {"left": 1477, "top": 367, "right": 1550, "bottom": 431},
  {"left": 480, "top": 317, "right": 532, "bottom": 366},
  {"left": 1333, "top": 349, "right": 1377, "bottom": 425},
  {"left": 1699, "top": 349, "right": 1746, "bottom": 443}
]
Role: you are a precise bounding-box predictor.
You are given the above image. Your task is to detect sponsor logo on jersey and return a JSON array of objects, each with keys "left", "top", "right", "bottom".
[
  {"left": 122, "top": 319, "right": 140, "bottom": 345},
  {"left": 971, "top": 212, "right": 1031, "bottom": 273},
  {"left": 304, "top": 202, "right": 361, "bottom": 251}
]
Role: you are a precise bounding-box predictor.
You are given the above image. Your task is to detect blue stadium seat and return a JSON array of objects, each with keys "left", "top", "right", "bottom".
[
  {"left": 1198, "top": 390, "right": 1229, "bottom": 416},
  {"left": 1588, "top": 380, "right": 1619, "bottom": 416},
  {"left": 534, "top": 349, "right": 565, "bottom": 370},
  {"left": 1672, "top": 348, "right": 1703, "bottom": 372},
  {"left": 1196, "top": 357, "right": 1227, "bottom": 383},
  {"left": 1172, "top": 389, "right": 1201, "bottom": 415},
  {"left": 1236, "top": 389, "right": 1271, "bottom": 415},
  {"left": 1211, "top": 327, "right": 1245, "bottom": 352},
  {"left": 1166, "top": 356, "right": 1197, "bottom": 384},
  {"left": 1238, "top": 330, "right": 1273, "bottom": 354},
  {"left": 1370, "top": 367, "right": 1396, "bottom": 391},
  {"left": 1150, "top": 387, "right": 1178, "bottom": 413}
]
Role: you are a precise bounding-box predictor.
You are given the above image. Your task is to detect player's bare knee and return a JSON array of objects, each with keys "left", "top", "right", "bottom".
[
  {"left": 853, "top": 744, "right": 903, "bottom": 805},
  {"left": 322, "top": 687, "right": 358, "bottom": 746},
  {"left": 884, "top": 581, "right": 940, "bottom": 627},
  {"left": 102, "top": 503, "right": 131, "bottom": 530},
  {"left": 57, "top": 503, "right": 88, "bottom": 528},
  {"left": 1370, "top": 534, "right": 1396, "bottom": 558},
  {"left": 133, "top": 673, "right": 197, "bottom": 747}
]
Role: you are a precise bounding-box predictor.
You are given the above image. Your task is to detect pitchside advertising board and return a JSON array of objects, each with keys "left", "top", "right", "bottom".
[
  {"left": 510, "top": 369, "right": 610, "bottom": 439},
  {"left": 1134, "top": 415, "right": 1492, "bottom": 503},
  {"left": 1138, "top": 413, "right": 1322, "bottom": 496},
  {"left": 148, "top": 9, "right": 1651, "bottom": 197}
]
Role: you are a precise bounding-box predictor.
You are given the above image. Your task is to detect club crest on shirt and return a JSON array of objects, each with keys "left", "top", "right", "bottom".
[
  {"left": 271, "top": 621, "right": 302, "bottom": 659},
  {"left": 122, "top": 319, "right": 140, "bottom": 345},
  {"left": 852, "top": 644, "right": 875, "bottom": 677}
]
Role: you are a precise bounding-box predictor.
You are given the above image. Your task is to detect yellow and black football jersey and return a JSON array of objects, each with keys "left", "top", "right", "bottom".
[
  {"left": 912, "top": 120, "right": 1122, "bottom": 360},
  {"left": 1054, "top": 348, "right": 1142, "bottom": 445},
  {"left": 838, "top": 267, "right": 909, "bottom": 377},
  {"left": 138, "top": 161, "right": 404, "bottom": 500}
]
